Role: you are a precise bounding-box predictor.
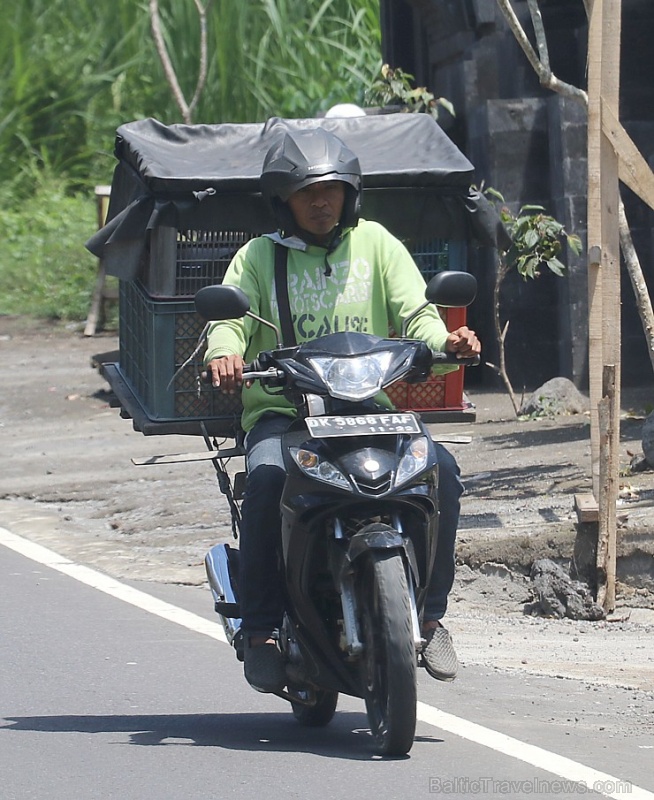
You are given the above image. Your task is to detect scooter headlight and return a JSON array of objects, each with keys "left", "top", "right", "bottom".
[
  {"left": 308, "top": 352, "right": 393, "bottom": 400},
  {"left": 394, "top": 436, "right": 430, "bottom": 486},
  {"left": 291, "top": 447, "right": 351, "bottom": 491}
]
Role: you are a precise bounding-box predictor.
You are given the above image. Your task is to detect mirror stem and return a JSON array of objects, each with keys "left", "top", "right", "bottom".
[
  {"left": 246, "top": 311, "right": 283, "bottom": 348},
  {"left": 401, "top": 301, "right": 429, "bottom": 338}
]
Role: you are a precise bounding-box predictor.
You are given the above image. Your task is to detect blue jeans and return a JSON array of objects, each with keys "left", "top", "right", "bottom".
[{"left": 237, "top": 414, "right": 464, "bottom": 635}]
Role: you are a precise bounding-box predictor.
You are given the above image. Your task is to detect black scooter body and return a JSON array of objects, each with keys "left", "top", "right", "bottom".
[{"left": 277, "top": 419, "right": 440, "bottom": 698}]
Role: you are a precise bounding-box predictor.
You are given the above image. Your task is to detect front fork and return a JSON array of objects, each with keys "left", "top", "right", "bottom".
[{"left": 334, "top": 517, "right": 423, "bottom": 657}]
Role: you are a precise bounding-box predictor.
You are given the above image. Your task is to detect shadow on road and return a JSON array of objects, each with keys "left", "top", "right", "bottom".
[
  {"left": 482, "top": 421, "right": 590, "bottom": 450},
  {"left": 2, "top": 711, "right": 443, "bottom": 760}
]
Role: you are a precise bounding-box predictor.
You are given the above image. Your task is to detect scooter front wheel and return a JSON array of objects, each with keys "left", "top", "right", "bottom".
[{"left": 359, "top": 549, "right": 417, "bottom": 756}]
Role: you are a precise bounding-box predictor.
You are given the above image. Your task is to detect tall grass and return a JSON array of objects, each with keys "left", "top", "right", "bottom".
[
  {"left": 1, "top": 0, "right": 152, "bottom": 192},
  {"left": 241, "top": 0, "right": 381, "bottom": 118},
  {"left": 1, "top": 0, "right": 381, "bottom": 192},
  {"left": 0, "top": 0, "right": 380, "bottom": 320}
]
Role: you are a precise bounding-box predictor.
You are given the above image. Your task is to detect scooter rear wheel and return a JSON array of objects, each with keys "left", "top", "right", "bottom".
[
  {"left": 291, "top": 689, "right": 338, "bottom": 727},
  {"left": 359, "top": 550, "right": 417, "bottom": 756}
]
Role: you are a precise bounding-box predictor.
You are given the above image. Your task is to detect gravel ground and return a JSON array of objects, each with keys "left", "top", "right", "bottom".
[{"left": 1, "top": 317, "right": 653, "bottom": 704}]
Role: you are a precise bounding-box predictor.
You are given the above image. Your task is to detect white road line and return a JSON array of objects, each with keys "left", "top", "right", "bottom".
[
  {"left": 0, "top": 527, "right": 226, "bottom": 644},
  {"left": 417, "top": 703, "right": 652, "bottom": 799},
  {"left": 2, "top": 527, "right": 652, "bottom": 799}
]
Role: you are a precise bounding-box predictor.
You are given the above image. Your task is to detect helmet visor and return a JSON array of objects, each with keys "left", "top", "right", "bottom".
[{"left": 279, "top": 172, "right": 359, "bottom": 202}]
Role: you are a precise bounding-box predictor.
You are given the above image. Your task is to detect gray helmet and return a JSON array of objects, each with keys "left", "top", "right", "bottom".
[{"left": 260, "top": 128, "right": 362, "bottom": 231}]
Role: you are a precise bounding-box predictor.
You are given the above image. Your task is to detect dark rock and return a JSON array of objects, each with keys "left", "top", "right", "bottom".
[
  {"left": 529, "top": 558, "right": 605, "bottom": 620},
  {"left": 643, "top": 412, "right": 654, "bottom": 468},
  {"left": 518, "top": 377, "right": 589, "bottom": 417},
  {"left": 630, "top": 453, "right": 652, "bottom": 473}
]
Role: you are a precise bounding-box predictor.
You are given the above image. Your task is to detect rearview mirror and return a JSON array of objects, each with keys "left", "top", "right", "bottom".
[
  {"left": 195, "top": 284, "right": 250, "bottom": 321},
  {"left": 425, "top": 271, "right": 477, "bottom": 308},
  {"left": 401, "top": 270, "right": 478, "bottom": 337},
  {"left": 195, "top": 283, "right": 283, "bottom": 347}
]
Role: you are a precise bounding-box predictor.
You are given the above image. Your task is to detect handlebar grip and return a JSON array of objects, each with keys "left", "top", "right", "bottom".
[
  {"left": 201, "top": 362, "right": 254, "bottom": 385},
  {"left": 431, "top": 351, "right": 480, "bottom": 367},
  {"left": 460, "top": 354, "right": 481, "bottom": 367},
  {"left": 203, "top": 361, "right": 283, "bottom": 389}
]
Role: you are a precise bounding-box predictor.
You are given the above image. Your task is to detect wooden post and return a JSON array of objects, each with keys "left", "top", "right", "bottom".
[
  {"left": 84, "top": 185, "right": 113, "bottom": 337},
  {"left": 587, "top": 0, "right": 621, "bottom": 612},
  {"left": 596, "top": 365, "right": 617, "bottom": 608}
]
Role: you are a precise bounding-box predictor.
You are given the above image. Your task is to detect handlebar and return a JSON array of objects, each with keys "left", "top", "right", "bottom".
[
  {"left": 431, "top": 351, "right": 481, "bottom": 367},
  {"left": 200, "top": 365, "right": 284, "bottom": 384},
  {"left": 202, "top": 351, "right": 479, "bottom": 387}
]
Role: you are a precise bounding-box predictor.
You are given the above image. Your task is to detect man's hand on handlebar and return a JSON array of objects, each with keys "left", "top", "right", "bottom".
[
  {"left": 206, "top": 354, "right": 246, "bottom": 394},
  {"left": 445, "top": 326, "right": 481, "bottom": 359}
]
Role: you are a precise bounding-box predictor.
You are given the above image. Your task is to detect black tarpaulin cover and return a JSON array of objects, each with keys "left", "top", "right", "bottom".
[{"left": 86, "top": 114, "right": 508, "bottom": 279}]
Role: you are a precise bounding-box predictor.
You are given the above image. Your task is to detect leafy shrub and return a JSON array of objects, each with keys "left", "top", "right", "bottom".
[
  {"left": 365, "top": 64, "right": 454, "bottom": 120},
  {"left": 0, "top": 176, "right": 101, "bottom": 321}
]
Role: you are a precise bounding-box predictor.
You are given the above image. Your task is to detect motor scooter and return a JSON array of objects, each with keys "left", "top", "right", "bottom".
[{"left": 196, "top": 270, "right": 477, "bottom": 756}]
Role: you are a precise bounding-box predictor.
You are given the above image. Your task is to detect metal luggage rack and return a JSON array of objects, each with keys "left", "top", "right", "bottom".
[{"left": 101, "top": 362, "right": 243, "bottom": 438}]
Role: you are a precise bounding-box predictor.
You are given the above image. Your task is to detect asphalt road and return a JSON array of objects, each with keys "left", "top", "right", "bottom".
[{"left": 2, "top": 529, "right": 653, "bottom": 800}]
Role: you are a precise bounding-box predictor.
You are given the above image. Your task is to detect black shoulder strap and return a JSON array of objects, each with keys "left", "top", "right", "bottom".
[{"left": 273, "top": 243, "right": 296, "bottom": 347}]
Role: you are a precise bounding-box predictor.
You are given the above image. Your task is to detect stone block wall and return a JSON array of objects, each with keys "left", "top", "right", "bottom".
[{"left": 381, "top": 0, "right": 654, "bottom": 389}]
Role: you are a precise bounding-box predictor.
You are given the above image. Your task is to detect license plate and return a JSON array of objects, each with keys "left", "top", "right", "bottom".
[{"left": 306, "top": 413, "right": 421, "bottom": 438}]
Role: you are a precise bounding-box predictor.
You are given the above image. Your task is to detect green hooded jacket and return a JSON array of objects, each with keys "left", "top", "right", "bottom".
[{"left": 204, "top": 219, "right": 458, "bottom": 432}]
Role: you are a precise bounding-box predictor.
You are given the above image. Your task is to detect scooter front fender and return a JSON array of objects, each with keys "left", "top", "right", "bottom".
[
  {"left": 342, "top": 522, "right": 423, "bottom": 651},
  {"left": 345, "top": 522, "right": 418, "bottom": 581}
]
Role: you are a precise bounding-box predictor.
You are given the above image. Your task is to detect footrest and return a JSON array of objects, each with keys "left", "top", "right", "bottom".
[{"left": 215, "top": 601, "right": 241, "bottom": 618}]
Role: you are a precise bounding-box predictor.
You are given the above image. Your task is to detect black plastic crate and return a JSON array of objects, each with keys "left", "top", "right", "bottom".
[
  {"left": 142, "top": 228, "right": 258, "bottom": 298},
  {"left": 118, "top": 280, "right": 242, "bottom": 429},
  {"left": 411, "top": 239, "right": 466, "bottom": 278},
  {"left": 140, "top": 228, "right": 463, "bottom": 299},
  {"left": 116, "top": 237, "right": 467, "bottom": 433}
]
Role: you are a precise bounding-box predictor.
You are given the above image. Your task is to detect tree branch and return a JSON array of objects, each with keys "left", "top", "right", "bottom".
[
  {"left": 495, "top": 0, "right": 588, "bottom": 106},
  {"left": 488, "top": 255, "right": 521, "bottom": 415},
  {"left": 188, "top": 0, "right": 213, "bottom": 118},
  {"left": 527, "top": 0, "right": 550, "bottom": 71},
  {"left": 149, "top": 0, "right": 191, "bottom": 122},
  {"left": 495, "top": 0, "right": 541, "bottom": 74},
  {"left": 149, "top": 0, "right": 214, "bottom": 124},
  {"left": 619, "top": 196, "right": 654, "bottom": 374}
]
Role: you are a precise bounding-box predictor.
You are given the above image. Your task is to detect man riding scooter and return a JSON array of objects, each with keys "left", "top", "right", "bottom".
[{"left": 205, "top": 127, "right": 480, "bottom": 693}]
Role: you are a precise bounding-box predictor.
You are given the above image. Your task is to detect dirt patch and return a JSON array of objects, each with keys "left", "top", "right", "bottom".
[{"left": 1, "top": 317, "right": 653, "bottom": 693}]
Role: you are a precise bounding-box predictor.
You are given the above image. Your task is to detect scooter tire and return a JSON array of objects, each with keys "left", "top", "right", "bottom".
[
  {"left": 359, "top": 549, "right": 417, "bottom": 756},
  {"left": 291, "top": 689, "right": 338, "bottom": 727}
]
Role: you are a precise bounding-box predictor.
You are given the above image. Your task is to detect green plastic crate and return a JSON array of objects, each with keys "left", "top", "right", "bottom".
[{"left": 118, "top": 280, "right": 242, "bottom": 427}]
